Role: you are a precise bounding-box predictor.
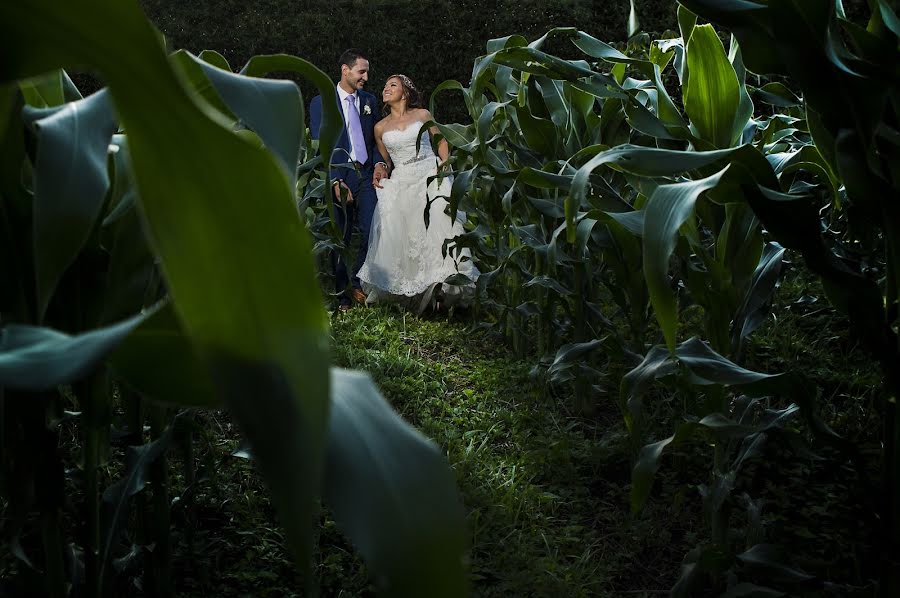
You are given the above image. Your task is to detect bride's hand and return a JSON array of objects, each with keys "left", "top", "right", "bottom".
[{"left": 373, "top": 163, "right": 389, "bottom": 188}]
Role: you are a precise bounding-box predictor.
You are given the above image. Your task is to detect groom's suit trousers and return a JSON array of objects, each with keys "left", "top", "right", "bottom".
[{"left": 332, "top": 166, "right": 377, "bottom": 298}]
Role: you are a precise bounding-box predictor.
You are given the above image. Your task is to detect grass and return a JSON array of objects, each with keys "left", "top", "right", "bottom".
[
  {"left": 130, "top": 303, "right": 694, "bottom": 597},
  {"left": 162, "top": 266, "right": 881, "bottom": 597},
  {"left": 327, "top": 305, "right": 693, "bottom": 596},
  {"left": 1, "top": 261, "right": 884, "bottom": 596}
]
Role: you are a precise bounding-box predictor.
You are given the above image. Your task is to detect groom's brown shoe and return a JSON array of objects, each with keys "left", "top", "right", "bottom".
[{"left": 350, "top": 288, "right": 367, "bottom": 306}]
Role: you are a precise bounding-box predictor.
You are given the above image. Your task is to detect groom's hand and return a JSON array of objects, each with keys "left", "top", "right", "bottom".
[{"left": 333, "top": 180, "right": 354, "bottom": 204}]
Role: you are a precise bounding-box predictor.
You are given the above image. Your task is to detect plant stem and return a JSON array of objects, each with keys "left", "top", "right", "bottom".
[
  {"left": 711, "top": 441, "right": 728, "bottom": 549},
  {"left": 147, "top": 404, "right": 173, "bottom": 598},
  {"left": 41, "top": 509, "right": 68, "bottom": 598},
  {"left": 881, "top": 202, "right": 900, "bottom": 597},
  {"left": 78, "top": 369, "right": 109, "bottom": 596},
  {"left": 179, "top": 415, "right": 196, "bottom": 571}
]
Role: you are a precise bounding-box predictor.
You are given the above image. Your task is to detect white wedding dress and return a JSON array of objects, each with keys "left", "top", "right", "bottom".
[{"left": 357, "top": 121, "right": 478, "bottom": 312}]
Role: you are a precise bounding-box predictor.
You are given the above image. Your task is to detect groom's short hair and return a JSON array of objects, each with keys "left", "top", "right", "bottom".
[{"left": 339, "top": 48, "right": 368, "bottom": 69}]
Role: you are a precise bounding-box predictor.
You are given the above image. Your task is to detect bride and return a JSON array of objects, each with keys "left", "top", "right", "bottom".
[{"left": 357, "top": 74, "right": 478, "bottom": 312}]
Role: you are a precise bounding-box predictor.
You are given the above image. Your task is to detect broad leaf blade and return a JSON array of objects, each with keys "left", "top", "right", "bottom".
[
  {"left": 25, "top": 89, "right": 118, "bottom": 322},
  {"left": 0, "top": 0, "right": 330, "bottom": 580},
  {"left": 325, "top": 369, "right": 468, "bottom": 597},
  {"left": 0, "top": 308, "right": 153, "bottom": 390},
  {"left": 109, "top": 303, "right": 219, "bottom": 407},
  {"left": 642, "top": 166, "right": 731, "bottom": 351},
  {"left": 683, "top": 24, "right": 741, "bottom": 148},
  {"left": 179, "top": 52, "right": 304, "bottom": 189}
]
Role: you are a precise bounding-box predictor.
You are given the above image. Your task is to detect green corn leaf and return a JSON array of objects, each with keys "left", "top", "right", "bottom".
[
  {"left": 716, "top": 201, "right": 764, "bottom": 303},
  {"left": 624, "top": 99, "right": 685, "bottom": 140},
  {"left": 678, "top": 0, "right": 782, "bottom": 75},
  {"left": 100, "top": 136, "right": 158, "bottom": 324},
  {"left": 491, "top": 46, "right": 611, "bottom": 84},
  {"left": 0, "top": 85, "right": 33, "bottom": 323},
  {"left": 99, "top": 419, "right": 177, "bottom": 585},
  {"left": 620, "top": 344, "right": 677, "bottom": 418},
  {"left": 18, "top": 70, "right": 66, "bottom": 108},
  {"left": 100, "top": 203, "right": 157, "bottom": 324},
  {"left": 517, "top": 168, "right": 573, "bottom": 190},
  {"left": 433, "top": 121, "right": 477, "bottom": 151},
  {"left": 732, "top": 243, "right": 785, "bottom": 346},
  {"left": 643, "top": 166, "right": 732, "bottom": 351},
  {"left": 23, "top": 89, "right": 118, "bottom": 322},
  {"left": 737, "top": 544, "right": 815, "bottom": 583},
  {"left": 631, "top": 421, "right": 698, "bottom": 512},
  {"left": 0, "top": 307, "right": 154, "bottom": 390},
  {"left": 174, "top": 52, "right": 305, "bottom": 189},
  {"left": 476, "top": 101, "right": 509, "bottom": 146},
  {"left": 675, "top": 337, "right": 792, "bottom": 397},
  {"left": 1, "top": 0, "right": 330, "bottom": 580},
  {"left": 169, "top": 50, "right": 240, "bottom": 123},
  {"left": 547, "top": 340, "right": 605, "bottom": 383},
  {"left": 102, "top": 135, "right": 137, "bottom": 227},
  {"left": 109, "top": 303, "right": 219, "bottom": 407},
  {"left": 241, "top": 53, "right": 344, "bottom": 184},
  {"left": 431, "top": 80, "right": 477, "bottom": 120},
  {"left": 325, "top": 369, "right": 468, "bottom": 597},
  {"left": 568, "top": 143, "right": 776, "bottom": 240},
  {"left": 678, "top": 4, "right": 698, "bottom": 48},
  {"left": 683, "top": 24, "right": 742, "bottom": 148},
  {"left": 630, "top": 61, "right": 688, "bottom": 129},
  {"left": 628, "top": 0, "right": 641, "bottom": 38},
  {"left": 877, "top": 0, "right": 900, "bottom": 38},
  {"left": 568, "top": 31, "right": 639, "bottom": 65},
  {"left": 606, "top": 210, "right": 645, "bottom": 237},
  {"left": 486, "top": 33, "right": 529, "bottom": 53},
  {"left": 753, "top": 82, "right": 801, "bottom": 107},
  {"left": 513, "top": 96, "right": 558, "bottom": 157},
  {"left": 524, "top": 275, "right": 573, "bottom": 296},
  {"left": 535, "top": 76, "right": 569, "bottom": 128},
  {"left": 198, "top": 49, "right": 231, "bottom": 71},
  {"left": 111, "top": 307, "right": 469, "bottom": 595}
]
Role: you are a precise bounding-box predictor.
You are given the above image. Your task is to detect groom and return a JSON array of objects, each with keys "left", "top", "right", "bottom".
[{"left": 309, "top": 48, "right": 389, "bottom": 311}]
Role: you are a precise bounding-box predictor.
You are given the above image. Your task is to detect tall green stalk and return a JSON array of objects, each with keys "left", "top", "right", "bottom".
[
  {"left": 77, "top": 368, "right": 109, "bottom": 596},
  {"left": 147, "top": 404, "right": 172, "bottom": 598},
  {"left": 881, "top": 214, "right": 900, "bottom": 597},
  {"left": 41, "top": 509, "right": 67, "bottom": 598}
]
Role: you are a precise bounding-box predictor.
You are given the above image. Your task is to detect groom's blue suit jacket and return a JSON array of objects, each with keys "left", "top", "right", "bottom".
[{"left": 309, "top": 88, "right": 386, "bottom": 183}]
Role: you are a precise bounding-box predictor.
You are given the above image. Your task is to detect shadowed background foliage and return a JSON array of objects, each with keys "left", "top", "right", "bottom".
[
  {"left": 135, "top": 0, "right": 679, "bottom": 120},
  {"left": 133, "top": 0, "right": 872, "bottom": 122}
]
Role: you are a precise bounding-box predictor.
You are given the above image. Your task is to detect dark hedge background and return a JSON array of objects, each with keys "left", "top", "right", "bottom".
[
  {"left": 121, "top": 0, "right": 869, "bottom": 122},
  {"left": 135, "top": 0, "right": 678, "bottom": 121}
]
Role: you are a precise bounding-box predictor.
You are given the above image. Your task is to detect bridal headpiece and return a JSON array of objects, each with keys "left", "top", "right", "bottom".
[{"left": 388, "top": 74, "right": 423, "bottom": 107}]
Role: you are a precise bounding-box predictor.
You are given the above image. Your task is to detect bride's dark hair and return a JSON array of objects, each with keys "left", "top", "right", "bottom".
[{"left": 382, "top": 74, "right": 424, "bottom": 116}]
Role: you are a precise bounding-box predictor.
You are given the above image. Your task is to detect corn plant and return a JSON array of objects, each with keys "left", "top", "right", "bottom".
[
  {"left": 677, "top": 0, "right": 900, "bottom": 594},
  {"left": 0, "top": 1, "right": 467, "bottom": 597},
  {"left": 423, "top": 9, "right": 852, "bottom": 593}
]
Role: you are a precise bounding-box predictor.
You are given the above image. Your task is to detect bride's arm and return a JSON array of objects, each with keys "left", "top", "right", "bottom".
[
  {"left": 423, "top": 109, "right": 449, "bottom": 166},
  {"left": 373, "top": 122, "right": 392, "bottom": 188}
]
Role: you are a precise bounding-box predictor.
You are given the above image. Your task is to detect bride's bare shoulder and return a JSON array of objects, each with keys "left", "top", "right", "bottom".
[
  {"left": 375, "top": 117, "right": 392, "bottom": 134},
  {"left": 413, "top": 107, "right": 433, "bottom": 122}
]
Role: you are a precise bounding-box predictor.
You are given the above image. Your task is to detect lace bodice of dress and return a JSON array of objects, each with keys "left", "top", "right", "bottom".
[{"left": 382, "top": 121, "right": 435, "bottom": 172}]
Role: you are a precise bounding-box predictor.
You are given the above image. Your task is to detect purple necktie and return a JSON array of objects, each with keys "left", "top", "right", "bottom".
[{"left": 345, "top": 94, "right": 368, "bottom": 165}]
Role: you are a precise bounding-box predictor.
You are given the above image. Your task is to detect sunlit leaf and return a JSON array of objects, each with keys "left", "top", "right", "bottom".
[{"left": 683, "top": 24, "right": 741, "bottom": 148}]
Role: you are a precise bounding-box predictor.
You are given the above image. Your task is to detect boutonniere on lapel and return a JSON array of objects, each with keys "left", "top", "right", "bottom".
[{"left": 363, "top": 103, "right": 372, "bottom": 115}]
